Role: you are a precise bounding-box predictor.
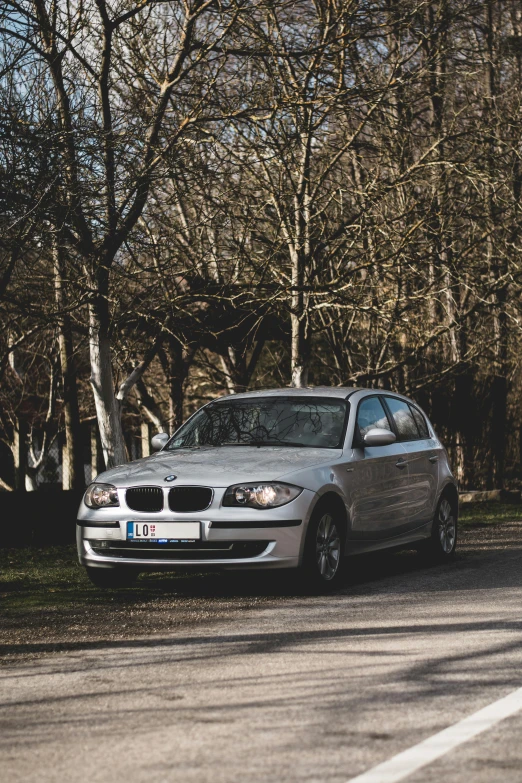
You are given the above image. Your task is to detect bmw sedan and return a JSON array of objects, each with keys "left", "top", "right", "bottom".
[{"left": 77, "top": 387, "right": 458, "bottom": 589}]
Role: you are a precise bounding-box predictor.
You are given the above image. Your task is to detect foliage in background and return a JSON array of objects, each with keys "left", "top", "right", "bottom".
[{"left": 1, "top": 0, "right": 522, "bottom": 490}]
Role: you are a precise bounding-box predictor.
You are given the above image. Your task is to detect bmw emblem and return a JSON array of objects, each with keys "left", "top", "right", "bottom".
[{"left": 164, "top": 475, "right": 177, "bottom": 482}]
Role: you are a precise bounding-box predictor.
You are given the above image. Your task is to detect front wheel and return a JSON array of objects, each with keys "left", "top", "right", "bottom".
[
  {"left": 85, "top": 566, "right": 140, "bottom": 588},
  {"left": 420, "top": 494, "right": 458, "bottom": 562},
  {"left": 300, "top": 505, "right": 346, "bottom": 592}
]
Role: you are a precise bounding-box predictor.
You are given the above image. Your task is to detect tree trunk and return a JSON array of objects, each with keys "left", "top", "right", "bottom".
[
  {"left": 169, "top": 373, "right": 186, "bottom": 432},
  {"left": 291, "top": 119, "right": 312, "bottom": 389},
  {"left": 290, "top": 310, "right": 309, "bottom": 387},
  {"left": 491, "top": 373, "right": 508, "bottom": 488},
  {"left": 218, "top": 339, "right": 266, "bottom": 396},
  {"left": 159, "top": 340, "right": 195, "bottom": 433},
  {"left": 90, "top": 422, "right": 103, "bottom": 482},
  {"left": 451, "top": 369, "right": 474, "bottom": 488},
  {"left": 484, "top": 0, "right": 508, "bottom": 488},
  {"left": 89, "top": 305, "right": 127, "bottom": 468},
  {"left": 135, "top": 379, "right": 167, "bottom": 434},
  {"left": 290, "top": 243, "right": 310, "bottom": 387},
  {"left": 54, "top": 241, "right": 84, "bottom": 489},
  {"left": 11, "top": 417, "right": 27, "bottom": 492},
  {"left": 141, "top": 421, "right": 151, "bottom": 457}
]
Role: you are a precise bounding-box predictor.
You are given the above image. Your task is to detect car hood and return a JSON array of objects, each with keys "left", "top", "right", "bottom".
[{"left": 95, "top": 446, "right": 341, "bottom": 488}]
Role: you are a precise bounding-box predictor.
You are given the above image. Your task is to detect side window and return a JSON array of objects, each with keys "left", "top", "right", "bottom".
[
  {"left": 356, "top": 397, "right": 391, "bottom": 439},
  {"left": 384, "top": 397, "right": 420, "bottom": 440},
  {"left": 410, "top": 406, "right": 429, "bottom": 438}
]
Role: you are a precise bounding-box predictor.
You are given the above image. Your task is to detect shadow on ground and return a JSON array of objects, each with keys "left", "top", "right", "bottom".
[{"left": 1, "top": 520, "right": 521, "bottom": 665}]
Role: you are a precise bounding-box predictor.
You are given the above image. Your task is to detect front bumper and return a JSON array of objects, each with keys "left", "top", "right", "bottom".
[{"left": 77, "top": 487, "right": 315, "bottom": 570}]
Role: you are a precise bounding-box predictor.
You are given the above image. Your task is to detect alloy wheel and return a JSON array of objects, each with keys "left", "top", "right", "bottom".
[
  {"left": 315, "top": 513, "right": 341, "bottom": 580},
  {"left": 438, "top": 498, "right": 456, "bottom": 553}
]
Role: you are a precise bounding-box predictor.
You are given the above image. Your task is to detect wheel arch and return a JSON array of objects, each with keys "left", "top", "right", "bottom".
[
  {"left": 309, "top": 490, "right": 349, "bottom": 541},
  {"left": 299, "top": 490, "right": 349, "bottom": 563},
  {"left": 440, "top": 482, "right": 459, "bottom": 518},
  {"left": 300, "top": 490, "right": 349, "bottom": 584}
]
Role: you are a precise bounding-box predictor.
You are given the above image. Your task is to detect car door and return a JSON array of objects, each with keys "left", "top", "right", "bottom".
[
  {"left": 346, "top": 395, "right": 411, "bottom": 539},
  {"left": 383, "top": 396, "right": 439, "bottom": 529}
]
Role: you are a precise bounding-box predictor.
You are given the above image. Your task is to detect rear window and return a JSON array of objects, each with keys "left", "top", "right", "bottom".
[
  {"left": 384, "top": 397, "right": 419, "bottom": 440},
  {"left": 410, "top": 406, "right": 429, "bottom": 438}
]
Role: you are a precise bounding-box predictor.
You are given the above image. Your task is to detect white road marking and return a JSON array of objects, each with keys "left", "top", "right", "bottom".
[{"left": 347, "top": 685, "right": 522, "bottom": 783}]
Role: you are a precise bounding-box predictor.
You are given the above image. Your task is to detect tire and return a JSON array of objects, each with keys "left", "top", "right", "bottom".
[
  {"left": 420, "top": 493, "right": 458, "bottom": 562},
  {"left": 300, "top": 503, "right": 346, "bottom": 592},
  {"left": 85, "top": 566, "right": 140, "bottom": 588}
]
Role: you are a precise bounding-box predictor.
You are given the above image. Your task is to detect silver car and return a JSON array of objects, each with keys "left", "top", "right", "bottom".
[{"left": 77, "top": 387, "right": 458, "bottom": 589}]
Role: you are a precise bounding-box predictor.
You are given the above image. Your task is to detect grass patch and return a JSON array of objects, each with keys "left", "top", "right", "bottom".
[
  {"left": 459, "top": 502, "right": 522, "bottom": 527},
  {"left": 0, "top": 546, "right": 85, "bottom": 607},
  {"left": 0, "top": 545, "right": 211, "bottom": 612},
  {"left": 1, "top": 506, "right": 521, "bottom": 666},
  {"left": 0, "top": 546, "right": 277, "bottom": 664}
]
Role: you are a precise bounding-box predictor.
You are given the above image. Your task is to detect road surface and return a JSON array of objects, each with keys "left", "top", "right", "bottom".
[{"left": 2, "top": 521, "right": 522, "bottom": 782}]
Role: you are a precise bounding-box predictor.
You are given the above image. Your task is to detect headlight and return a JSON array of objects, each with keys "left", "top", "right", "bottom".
[
  {"left": 84, "top": 483, "right": 120, "bottom": 509},
  {"left": 223, "top": 482, "right": 302, "bottom": 509}
]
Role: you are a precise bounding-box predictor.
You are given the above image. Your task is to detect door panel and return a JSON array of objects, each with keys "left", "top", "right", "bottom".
[
  {"left": 383, "top": 397, "right": 439, "bottom": 528},
  {"left": 340, "top": 395, "right": 412, "bottom": 539},
  {"left": 400, "top": 439, "right": 439, "bottom": 526},
  {"left": 347, "top": 443, "right": 412, "bottom": 538}
]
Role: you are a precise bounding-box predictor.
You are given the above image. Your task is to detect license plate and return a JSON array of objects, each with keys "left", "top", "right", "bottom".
[{"left": 126, "top": 522, "right": 201, "bottom": 542}]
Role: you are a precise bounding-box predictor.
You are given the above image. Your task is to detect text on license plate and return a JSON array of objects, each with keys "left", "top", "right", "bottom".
[{"left": 126, "top": 522, "right": 201, "bottom": 541}]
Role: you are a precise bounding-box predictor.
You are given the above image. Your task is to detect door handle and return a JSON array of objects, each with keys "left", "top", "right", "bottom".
[
  {"left": 395, "top": 459, "right": 408, "bottom": 469},
  {"left": 429, "top": 455, "right": 439, "bottom": 463}
]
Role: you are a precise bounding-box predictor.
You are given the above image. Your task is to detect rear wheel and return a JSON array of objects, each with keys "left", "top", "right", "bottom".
[
  {"left": 420, "top": 494, "right": 457, "bottom": 562},
  {"left": 300, "top": 504, "right": 345, "bottom": 592},
  {"left": 85, "top": 566, "right": 140, "bottom": 588}
]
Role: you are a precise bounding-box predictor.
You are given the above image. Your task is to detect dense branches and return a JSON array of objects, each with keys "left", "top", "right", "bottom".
[{"left": 1, "top": 0, "right": 522, "bottom": 489}]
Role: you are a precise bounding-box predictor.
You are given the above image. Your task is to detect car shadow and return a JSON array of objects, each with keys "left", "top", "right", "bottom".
[{"left": 2, "top": 522, "right": 521, "bottom": 666}]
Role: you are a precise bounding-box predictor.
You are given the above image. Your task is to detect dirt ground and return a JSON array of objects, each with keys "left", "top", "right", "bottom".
[{"left": 1, "top": 504, "right": 520, "bottom": 666}]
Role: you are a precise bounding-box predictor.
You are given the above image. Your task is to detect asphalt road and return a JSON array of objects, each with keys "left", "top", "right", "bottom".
[{"left": 2, "top": 521, "right": 522, "bottom": 783}]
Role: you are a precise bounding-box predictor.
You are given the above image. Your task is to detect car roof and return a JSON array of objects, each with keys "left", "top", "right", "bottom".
[
  {"left": 216, "top": 386, "right": 360, "bottom": 402},
  {"left": 213, "top": 387, "right": 421, "bottom": 407}
]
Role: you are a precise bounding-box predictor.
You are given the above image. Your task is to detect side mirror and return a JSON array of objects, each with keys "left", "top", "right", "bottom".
[
  {"left": 363, "top": 428, "right": 396, "bottom": 447},
  {"left": 151, "top": 432, "right": 169, "bottom": 451}
]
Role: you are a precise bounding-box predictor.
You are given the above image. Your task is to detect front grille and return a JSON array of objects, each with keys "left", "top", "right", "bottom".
[
  {"left": 126, "top": 486, "right": 163, "bottom": 512},
  {"left": 90, "top": 540, "right": 270, "bottom": 560},
  {"left": 168, "top": 486, "right": 213, "bottom": 512}
]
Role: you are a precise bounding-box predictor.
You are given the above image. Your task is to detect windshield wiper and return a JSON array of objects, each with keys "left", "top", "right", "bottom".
[
  {"left": 173, "top": 440, "right": 320, "bottom": 448},
  {"left": 218, "top": 440, "right": 308, "bottom": 448},
  {"left": 217, "top": 441, "right": 254, "bottom": 446}
]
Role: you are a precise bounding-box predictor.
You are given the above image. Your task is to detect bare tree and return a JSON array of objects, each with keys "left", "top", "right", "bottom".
[{"left": 2, "top": 0, "right": 249, "bottom": 466}]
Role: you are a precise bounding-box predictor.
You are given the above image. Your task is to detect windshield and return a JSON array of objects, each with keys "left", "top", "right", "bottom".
[{"left": 167, "top": 397, "right": 349, "bottom": 450}]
